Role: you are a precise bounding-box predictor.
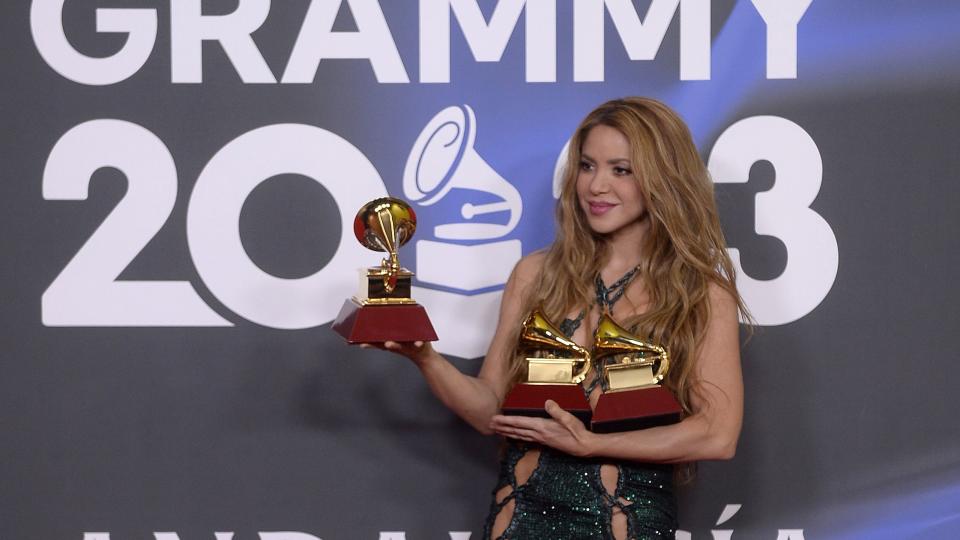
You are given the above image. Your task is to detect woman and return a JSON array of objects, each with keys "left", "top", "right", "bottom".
[{"left": 367, "top": 97, "right": 748, "bottom": 539}]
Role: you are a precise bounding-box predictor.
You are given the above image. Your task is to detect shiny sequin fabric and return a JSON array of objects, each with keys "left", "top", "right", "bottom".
[{"left": 483, "top": 441, "right": 677, "bottom": 539}]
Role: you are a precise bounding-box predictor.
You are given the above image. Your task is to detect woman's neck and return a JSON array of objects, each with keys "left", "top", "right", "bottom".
[{"left": 600, "top": 217, "right": 649, "bottom": 282}]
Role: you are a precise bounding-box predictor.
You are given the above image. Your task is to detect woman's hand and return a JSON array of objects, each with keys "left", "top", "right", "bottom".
[
  {"left": 359, "top": 340, "right": 434, "bottom": 367},
  {"left": 360, "top": 341, "right": 433, "bottom": 365},
  {"left": 489, "top": 400, "right": 596, "bottom": 457}
]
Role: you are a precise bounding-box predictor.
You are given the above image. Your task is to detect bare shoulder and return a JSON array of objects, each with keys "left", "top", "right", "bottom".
[
  {"left": 479, "top": 251, "right": 547, "bottom": 389},
  {"left": 497, "top": 250, "right": 547, "bottom": 312},
  {"left": 515, "top": 249, "right": 547, "bottom": 274},
  {"left": 707, "top": 281, "right": 738, "bottom": 314},
  {"left": 697, "top": 281, "right": 741, "bottom": 359},
  {"left": 508, "top": 250, "right": 547, "bottom": 288},
  {"left": 700, "top": 281, "right": 741, "bottom": 357}
]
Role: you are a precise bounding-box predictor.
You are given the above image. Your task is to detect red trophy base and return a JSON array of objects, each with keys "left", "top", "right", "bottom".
[
  {"left": 331, "top": 299, "right": 438, "bottom": 343},
  {"left": 590, "top": 386, "right": 681, "bottom": 433},
  {"left": 502, "top": 383, "right": 592, "bottom": 424}
]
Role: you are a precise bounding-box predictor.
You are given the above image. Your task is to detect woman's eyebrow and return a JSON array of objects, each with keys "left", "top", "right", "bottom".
[{"left": 580, "top": 154, "right": 630, "bottom": 164}]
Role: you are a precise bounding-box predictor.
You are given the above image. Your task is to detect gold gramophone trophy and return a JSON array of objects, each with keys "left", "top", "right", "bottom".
[
  {"left": 331, "top": 197, "right": 437, "bottom": 343},
  {"left": 500, "top": 309, "right": 592, "bottom": 423},
  {"left": 590, "top": 315, "right": 681, "bottom": 433}
]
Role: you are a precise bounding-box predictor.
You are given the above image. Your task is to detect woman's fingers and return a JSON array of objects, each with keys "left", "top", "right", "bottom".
[
  {"left": 490, "top": 414, "right": 545, "bottom": 432},
  {"left": 499, "top": 428, "right": 537, "bottom": 442},
  {"left": 544, "top": 400, "right": 580, "bottom": 430},
  {"left": 358, "top": 341, "right": 412, "bottom": 351},
  {"left": 357, "top": 341, "right": 430, "bottom": 365},
  {"left": 490, "top": 420, "right": 540, "bottom": 441}
]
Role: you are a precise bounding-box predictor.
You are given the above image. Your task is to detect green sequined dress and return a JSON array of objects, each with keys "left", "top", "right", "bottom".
[
  {"left": 484, "top": 280, "right": 678, "bottom": 539},
  {"left": 482, "top": 440, "right": 677, "bottom": 539}
]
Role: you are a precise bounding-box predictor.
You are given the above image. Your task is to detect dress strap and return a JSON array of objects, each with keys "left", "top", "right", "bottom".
[
  {"left": 559, "top": 309, "right": 587, "bottom": 337},
  {"left": 595, "top": 264, "right": 641, "bottom": 313},
  {"left": 557, "top": 264, "right": 642, "bottom": 397}
]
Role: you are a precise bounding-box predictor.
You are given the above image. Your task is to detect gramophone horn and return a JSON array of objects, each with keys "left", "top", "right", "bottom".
[
  {"left": 593, "top": 315, "right": 670, "bottom": 384},
  {"left": 403, "top": 104, "right": 522, "bottom": 241},
  {"left": 353, "top": 197, "right": 417, "bottom": 254},
  {"left": 519, "top": 309, "right": 592, "bottom": 384}
]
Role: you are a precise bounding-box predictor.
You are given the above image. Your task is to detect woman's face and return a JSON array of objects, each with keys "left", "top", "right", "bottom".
[{"left": 575, "top": 124, "right": 648, "bottom": 237}]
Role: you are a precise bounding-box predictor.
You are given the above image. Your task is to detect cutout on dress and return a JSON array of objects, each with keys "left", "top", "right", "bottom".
[
  {"left": 488, "top": 448, "right": 542, "bottom": 540},
  {"left": 601, "top": 463, "right": 635, "bottom": 540}
]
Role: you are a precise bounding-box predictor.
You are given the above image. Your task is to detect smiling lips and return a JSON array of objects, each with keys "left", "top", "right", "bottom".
[{"left": 588, "top": 201, "right": 617, "bottom": 215}]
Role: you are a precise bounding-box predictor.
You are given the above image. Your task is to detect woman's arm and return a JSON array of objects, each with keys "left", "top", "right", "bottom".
[
  {"left": 372, "top": 252, "right": 544, "bottom": 435},
  {"left": 490, "top": 282, "right": 743, "bottom": 461}
]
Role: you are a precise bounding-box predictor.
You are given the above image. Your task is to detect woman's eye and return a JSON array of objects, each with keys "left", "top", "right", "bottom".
[
  {"left": 579, "top": 161, "right": 594, "bottom": 171},
  {"left": 614, "top": 167, "right": 632, "bottom": 176}
]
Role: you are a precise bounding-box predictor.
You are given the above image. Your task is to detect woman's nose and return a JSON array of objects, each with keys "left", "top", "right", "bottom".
[{"left": 589, "top": 170, "right": 611, "bottom": 194}]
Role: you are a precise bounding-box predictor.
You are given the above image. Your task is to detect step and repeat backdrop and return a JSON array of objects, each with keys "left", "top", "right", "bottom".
[{"left": 3, "top": 1, "right": 960, "bottom": 539}]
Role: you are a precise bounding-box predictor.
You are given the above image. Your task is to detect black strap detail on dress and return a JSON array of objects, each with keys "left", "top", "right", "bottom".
[
  {"left": 558, "top": 265, "right": 642, "bottom": 396},
  {"left": 558, "top": 309, "right": 586, "bottom": 337},
  {"left": 559, "top": 264, "right": 641, "bottom": 337},
  {"left": 488, "top": 447, "right": 528, "bottom": 520},
  {"left": 595, "top": 264, "right": 641, "bottom": 313}
]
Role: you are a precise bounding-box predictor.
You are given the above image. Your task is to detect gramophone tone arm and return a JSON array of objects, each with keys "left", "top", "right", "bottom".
[{"left": 380, "top": 253, "right": 402, "bottom": 293}]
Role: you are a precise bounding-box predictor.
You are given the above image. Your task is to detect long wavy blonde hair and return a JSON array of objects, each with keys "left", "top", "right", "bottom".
[{"left": 510, "top": 97, "right": 749, "bottom": 417}]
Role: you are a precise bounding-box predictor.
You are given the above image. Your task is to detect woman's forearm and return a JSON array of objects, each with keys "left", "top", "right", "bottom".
[
  {"left": 584, "top": 413, "right": 739, "bottom": 463},
  {"left": 416, "top": 350, "right": 503, "bottom": 434},
  {"left": 489, "top": 397, "right": 741, "bottom": 463}
]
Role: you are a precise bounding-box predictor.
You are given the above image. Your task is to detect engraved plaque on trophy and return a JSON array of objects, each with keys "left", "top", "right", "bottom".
[
  {"left": 500, "top": 309, "right": 592, "bottom": 423},
  {"left": 590, "top": 315, "right": 681, "bottom": 433},
  {"left": 331, "top": 197, "right": 438, "bottom": 343}
]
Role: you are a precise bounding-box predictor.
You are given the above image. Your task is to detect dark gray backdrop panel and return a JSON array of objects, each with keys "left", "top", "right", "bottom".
[{"left": 3, "top": 1, "right": 959, "bottom": 539}]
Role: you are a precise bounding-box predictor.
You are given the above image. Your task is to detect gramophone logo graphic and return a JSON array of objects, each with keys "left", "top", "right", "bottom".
[{"left": 403, "top": 104, "right": 523, "bottom": 292}]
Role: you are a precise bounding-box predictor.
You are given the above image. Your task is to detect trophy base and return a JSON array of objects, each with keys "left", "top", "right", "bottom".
[
  {"left": 590, "top": 386, "right": 682, "bottom": 433},
  {"left": 331, "top": 299, "right": 438, "bottom": 343},
  {"left": 501, "top": 383, "right": 592, "bottom": 424}
]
